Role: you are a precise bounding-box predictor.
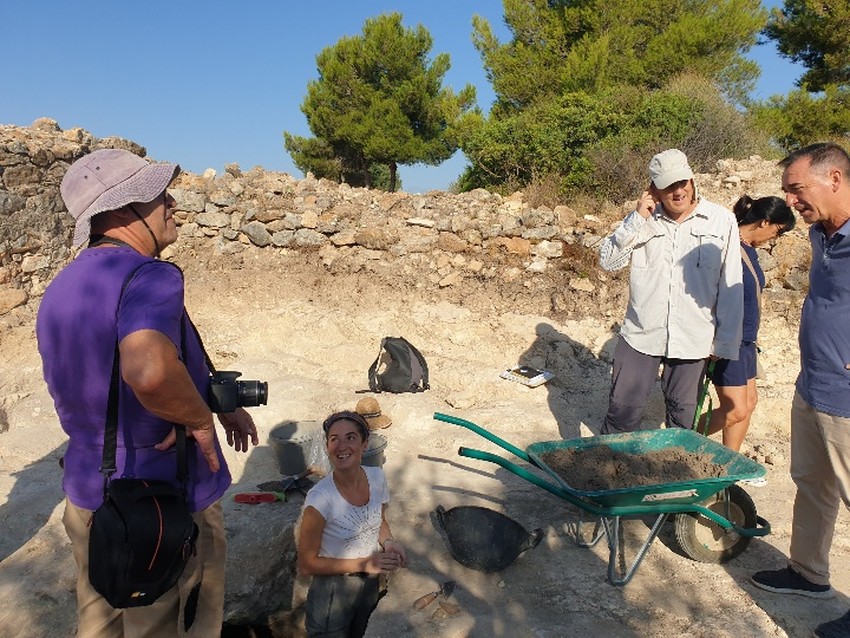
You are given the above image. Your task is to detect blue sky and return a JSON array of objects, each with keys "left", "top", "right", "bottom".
[{"left": 1, "top": 1, "right": 802, "bottom": 194}]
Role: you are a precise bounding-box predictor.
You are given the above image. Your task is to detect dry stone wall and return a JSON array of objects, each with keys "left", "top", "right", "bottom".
[{"left": 0, "top": 119, "right": 810, "bottom": 328}]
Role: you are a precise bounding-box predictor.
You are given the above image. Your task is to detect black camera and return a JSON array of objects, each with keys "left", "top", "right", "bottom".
[{"left": 208, "top": 371, "right": 268, "bottom": 413}]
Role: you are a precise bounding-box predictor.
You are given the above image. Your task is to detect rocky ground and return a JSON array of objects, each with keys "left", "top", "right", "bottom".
[{"left": 1, "top": 238, "right": 849, "bottom": 638}]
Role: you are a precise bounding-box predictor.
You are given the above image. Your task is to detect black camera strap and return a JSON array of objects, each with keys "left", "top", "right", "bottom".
[
  {"left": 100, "top": 262, "right": 189, "bottom": 494},
  {"left": 184, "top": 316, "right": 218, "bottom": 375}
]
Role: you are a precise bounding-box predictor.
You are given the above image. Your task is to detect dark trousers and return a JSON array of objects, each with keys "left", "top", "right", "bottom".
[
  {"left": 602, "top": 337, "right": 706, "bottom": 434},
  {"left": 306, "top": 574, "right": 381, "bottom": 638}
]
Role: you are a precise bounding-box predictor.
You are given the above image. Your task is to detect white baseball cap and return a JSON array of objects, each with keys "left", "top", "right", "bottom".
[{"left": 649, "top": 149, "right": 694, "bottom": 189}]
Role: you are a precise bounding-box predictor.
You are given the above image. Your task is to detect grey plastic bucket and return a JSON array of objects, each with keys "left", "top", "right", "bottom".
[
  {"left": 269, "top": 420, "right": 321, "bottom": 475},
  {"left": 363, "top": 433, "right": 387, "bottom": 467}
]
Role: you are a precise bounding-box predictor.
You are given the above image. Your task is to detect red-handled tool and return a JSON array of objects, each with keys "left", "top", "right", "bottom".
[{"left": 233, "top": 491, "right": 285, "bottom": 504}]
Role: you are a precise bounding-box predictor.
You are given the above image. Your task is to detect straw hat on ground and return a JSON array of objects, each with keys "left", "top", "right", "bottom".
[{"left": 355, "top": 397, "right": 392, "bottom": 430}]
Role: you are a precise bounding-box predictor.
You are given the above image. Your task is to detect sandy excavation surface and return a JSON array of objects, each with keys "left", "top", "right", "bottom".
[{"left": 1, "top": 244, "right": 849, "bottom": 638}]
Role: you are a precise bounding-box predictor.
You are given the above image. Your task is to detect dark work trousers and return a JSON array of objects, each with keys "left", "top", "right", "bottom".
[
  {"left": 602, "top": 336, "right": 707, "bottom": 434},
  {"left": 306, "top": 573, "right": 382, "bottom": 638}
]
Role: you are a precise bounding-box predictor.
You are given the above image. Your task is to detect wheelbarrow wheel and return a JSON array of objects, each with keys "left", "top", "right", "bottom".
[{"left": 674, "top": 485, "right": 757, "bottom": 564}]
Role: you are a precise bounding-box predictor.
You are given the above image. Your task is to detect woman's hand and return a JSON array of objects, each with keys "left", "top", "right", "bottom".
[
  {"left": 382, "top": 539, "right": 408, "bottom": 569},
  {"left": 365, "top": 545, "right": 407, "bottom": 574}
]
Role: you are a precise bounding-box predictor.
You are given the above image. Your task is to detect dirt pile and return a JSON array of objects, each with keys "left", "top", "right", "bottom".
[{"left": 541, "top": 445, "right": 728, "bottom": 491}]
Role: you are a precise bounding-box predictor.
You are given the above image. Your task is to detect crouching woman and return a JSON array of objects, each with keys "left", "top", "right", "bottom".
[{"left": 298, "top": 411, "right": 408, "bottom": 637}]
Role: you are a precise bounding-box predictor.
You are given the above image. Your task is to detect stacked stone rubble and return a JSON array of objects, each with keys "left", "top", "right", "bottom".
[{"left": 0, "top": 119, "right": 809, "bottom": 326}]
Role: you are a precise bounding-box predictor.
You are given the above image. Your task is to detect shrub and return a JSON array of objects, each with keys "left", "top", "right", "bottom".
[{"left": 581, "top": 75, "right": 773, "bottom": 203}]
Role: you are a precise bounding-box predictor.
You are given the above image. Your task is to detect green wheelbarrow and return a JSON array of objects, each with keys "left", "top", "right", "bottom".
[{"left": 434, "top": 412, "right": 770, "bottom": 585}]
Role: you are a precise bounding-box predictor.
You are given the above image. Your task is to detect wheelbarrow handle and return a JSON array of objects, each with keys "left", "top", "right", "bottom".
[
  {"left": 458, "top": 446, "right": 607, "bottom": 516},
  {"left": 435, "top": 412, "right": 532, "bottom": 463},
  {"left": 733, "top": 515, "right": 771, "bottom": 538}
]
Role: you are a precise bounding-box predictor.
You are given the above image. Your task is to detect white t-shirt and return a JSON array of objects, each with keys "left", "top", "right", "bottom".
[{"left": 304, "top": 465, "right": 389, "bottom": 559}]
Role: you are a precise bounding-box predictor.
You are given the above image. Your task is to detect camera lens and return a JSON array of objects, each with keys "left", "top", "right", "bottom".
[{"left": 236, "top": 380, "right": 268, "bottom": 407}]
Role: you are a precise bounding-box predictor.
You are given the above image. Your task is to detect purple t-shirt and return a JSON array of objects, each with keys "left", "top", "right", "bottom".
[{"left": 36, "top": 246, "right": 231, "bottom": 511}]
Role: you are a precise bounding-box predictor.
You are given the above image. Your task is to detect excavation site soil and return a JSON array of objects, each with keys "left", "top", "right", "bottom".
[{"left": 2, "top": 218, "right": 850, "bottom": 638}]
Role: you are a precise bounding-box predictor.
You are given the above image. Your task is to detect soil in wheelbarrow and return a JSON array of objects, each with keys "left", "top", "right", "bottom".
[{"left": 540, "top": 445, "right": 728, "bottom": 492}]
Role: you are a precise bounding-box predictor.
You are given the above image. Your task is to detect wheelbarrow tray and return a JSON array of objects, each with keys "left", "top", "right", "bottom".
[{"left": 527, "top": 428, "right": 766, "bottom": 509}]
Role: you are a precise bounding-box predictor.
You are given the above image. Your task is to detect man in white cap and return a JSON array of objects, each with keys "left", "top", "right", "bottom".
[
  {"left": 598, "top": 149, "right": 743, "bottom": 434},
  {"left": 36, "top": 148, "right": 259, "bottom": 636}
]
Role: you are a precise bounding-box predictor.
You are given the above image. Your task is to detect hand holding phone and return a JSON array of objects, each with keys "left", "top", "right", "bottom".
[{"left": 636, "top": 189, "right": 657, "bottom": 219}]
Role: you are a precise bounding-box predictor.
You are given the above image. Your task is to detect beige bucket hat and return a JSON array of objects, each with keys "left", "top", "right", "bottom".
[{"left": 355, "top": 397, "right": 392, "bottom": 430}]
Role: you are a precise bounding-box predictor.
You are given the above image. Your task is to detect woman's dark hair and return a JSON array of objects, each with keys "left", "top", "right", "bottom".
[
  {"left": 322, "top": 410, "right": 370, "bottom": 441},
  {"left": 732, "top": 195, "right": 796, "bottom": 235}
]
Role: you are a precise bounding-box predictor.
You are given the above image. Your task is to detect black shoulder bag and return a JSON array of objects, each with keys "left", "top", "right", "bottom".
[{"left": 87, "top": 264, "right": 199, "bottom": 609}]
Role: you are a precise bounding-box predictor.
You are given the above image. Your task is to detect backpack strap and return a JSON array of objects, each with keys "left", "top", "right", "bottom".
[{"left": 399, "top": 336, "right": 429, "bottom": 390}]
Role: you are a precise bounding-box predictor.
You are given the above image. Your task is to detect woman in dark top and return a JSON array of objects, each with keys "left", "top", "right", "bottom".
[{"left": 701, "top": 195, "right": 796, "bottom": 458}]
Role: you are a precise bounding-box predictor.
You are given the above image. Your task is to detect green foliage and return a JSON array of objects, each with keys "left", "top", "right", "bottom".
[
  {"left": 283, "top": 132, "right": 399, "bottom": 190},
  {"left": 460, "top": 0, "right": 771, "bottom": 200},
  {"left": 459, "top": 74, "right": 771, "bottom": 202},
  {"left": 459, "top": 91, "right": 624, "bottom": 193},
  {"left": 284, "top": 13, "right": 481, "bottom": 192},
  {"left": 587, "top": 75, "right": 775, "bottom": 202},
  {"left": 283, "top": 133, "right": 341, "bottom": 181},
  {"left": 473, "top": 0, "right": 766, "bottom": 110},
  {"left": 750, "top": 85, "right": 850, "bottom": 152},
  {"left": 756, "top": 1, "right": 850, "bottom": 150},
  {"left": 764, "top": 0, "right": 850, "bottom": 92}
]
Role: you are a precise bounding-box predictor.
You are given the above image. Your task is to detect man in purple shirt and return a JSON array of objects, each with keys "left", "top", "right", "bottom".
[
  {"left": 750, "top": 143, "right": 850, "bottom": 638},
  {"left": 36, "top": 149, "right": 259, "bottom": 637}
]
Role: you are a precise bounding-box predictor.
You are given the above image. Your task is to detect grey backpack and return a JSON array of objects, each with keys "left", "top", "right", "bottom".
[{"left": 367, "top": 337, "right": 429, "bottom": 393}]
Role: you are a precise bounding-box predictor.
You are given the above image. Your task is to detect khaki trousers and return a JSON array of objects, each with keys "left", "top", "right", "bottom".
[
  {"left": 789, "top": 391, "right": 850, "bottom": 585},
  {"left": 63, "top": 497, "right": 226, "bottom": 638}
]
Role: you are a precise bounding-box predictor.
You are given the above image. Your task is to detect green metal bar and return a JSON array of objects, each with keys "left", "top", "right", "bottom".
[
  {"left": 458, "top": 446, "right": 601, "bottom": 511},
  {"left": 693, "top": 360, "right": 716, "bottom": 435},
  {"left": 434, "top": 412, "right": 532, "bottom": 462}
]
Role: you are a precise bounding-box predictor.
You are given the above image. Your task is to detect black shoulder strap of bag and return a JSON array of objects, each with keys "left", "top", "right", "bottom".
[{"left": 99, "top": 262, "right": 190, "bottom": 492}]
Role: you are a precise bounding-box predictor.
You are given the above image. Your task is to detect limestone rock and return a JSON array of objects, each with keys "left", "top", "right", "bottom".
[{"left": 0, "top": 287, "right": 27, "bottom": 314}]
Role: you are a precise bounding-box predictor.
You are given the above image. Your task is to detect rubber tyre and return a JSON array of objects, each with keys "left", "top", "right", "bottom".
[{"left": 673, "top": 485, "right": 757, "bottom": 564}]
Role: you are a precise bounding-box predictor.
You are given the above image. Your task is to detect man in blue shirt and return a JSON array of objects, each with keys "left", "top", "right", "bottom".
[{"left": 750, "top": 143, "right": 850, "bottom": 638}]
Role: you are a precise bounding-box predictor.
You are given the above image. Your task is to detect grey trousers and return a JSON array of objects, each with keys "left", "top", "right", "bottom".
[
  {"left": 305, "top": 574, "right": 381, "bottom": 638},
  {"left": 602, "top": 337, "right": 707, "bottom": 434}
]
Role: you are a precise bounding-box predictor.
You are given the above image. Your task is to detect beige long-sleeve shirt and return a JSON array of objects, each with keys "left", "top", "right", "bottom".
[{"left": 599, "top": 199, "right": 743, "bottom": 360}]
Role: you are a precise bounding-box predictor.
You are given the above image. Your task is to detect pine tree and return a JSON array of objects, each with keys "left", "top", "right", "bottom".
[
  {"left": 764, "top": 0, "right": 850, "bottom": 92},
  {"left": 285, "top": 13, "right": 481, "bottom": 192}
]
